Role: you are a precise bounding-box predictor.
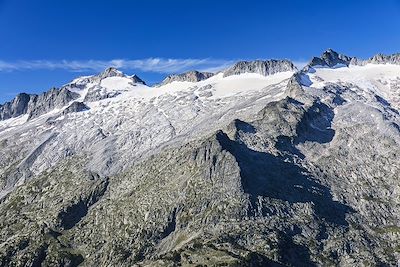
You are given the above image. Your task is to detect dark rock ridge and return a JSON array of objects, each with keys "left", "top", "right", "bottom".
[
  {"left": 62, "top": 102, "right": 89, "bottom": 115},
  {"left": 0, "top": 88, "right": 79, "bottom": 121},
  {"left": 129, "top": 74, "right": 146, "bottom": 85},
  {"left": 160, "top": 70, "right": 214, "bottom": 85},
  {"left": 223, "top": 59, "right": 296, "bottom": 77},
  {"left": 307, "top": 49, "right": 354, "bottom": 69}
]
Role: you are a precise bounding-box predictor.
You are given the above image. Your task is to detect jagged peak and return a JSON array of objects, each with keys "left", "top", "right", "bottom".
[
  {"left": 353, "top": 52, "right": 400, "bottom": 65},
  {"left": 306, "top": 49, "right": 354, "bottom": 69},
  {"left": 160, "top": 70, "right": 214, "bottom": 85},
  {"left": 129, "top": 74, "right": 146, "bottom": 85},
  {"left": 223, "top": 59, "right": 296, "bottom": 77},
  {"left": 97, "top": 67, "right": 125, "bottom": 79},
  {"left": 0, "top": 87, "right": 79, "bottom": 121},
  {"left": 305, "top": 50, "right": 400, "bottom": 68}
]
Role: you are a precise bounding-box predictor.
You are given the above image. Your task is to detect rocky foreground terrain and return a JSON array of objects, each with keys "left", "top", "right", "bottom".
[{"left": 0, "top": 49, "right": 399, "bottom": 266}]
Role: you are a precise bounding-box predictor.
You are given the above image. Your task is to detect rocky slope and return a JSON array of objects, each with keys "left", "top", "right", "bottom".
[{"left": 0, "top": 50, "right": 399, "bottom": 266}]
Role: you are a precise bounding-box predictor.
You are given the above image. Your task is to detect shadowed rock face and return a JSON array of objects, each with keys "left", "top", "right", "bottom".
[
  {"left": 1, "top": 91, "right": 397, "bottom": 266},
  {"left": 27, "top": 88, "right": 80, "bottom": 120},
  {"left": 0, "top": 88, "right": 79, "bottom": 121},
  {"left": 0, "top": 50, "right": 399, "bottom": 266},
  {"left": 305, "top": 49, "right": 400, "bottom": 69},
  {"left": 62, "top": 102, "right": 89, "bottom": 115},
  {"left": 129, "top": 74, "right": 146, "bottom": 85},
  {"left": 308, "top": 49, "right": 354, "bottom": 68},
  {"left": 0, "top": 93, "right": 31, "bottom": 120},
  {"left": 160, "top": 70, "right": 214, "bottom": 85},
  {"left": 223, "top": 59, "right": 296, "bottom": 77}
]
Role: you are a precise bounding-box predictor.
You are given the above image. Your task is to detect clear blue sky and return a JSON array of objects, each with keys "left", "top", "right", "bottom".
[{"left": 1, "top": 0, "right": 400, "bottom": 103}]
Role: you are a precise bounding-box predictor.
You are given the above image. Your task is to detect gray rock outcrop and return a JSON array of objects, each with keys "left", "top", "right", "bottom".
[
  {"left": 0, "top": 49, "right": 399, "bottom": 266},
  {"left": 0, "top": 88, "right": 79, "bottom": 121},
  {"left": 98, "top": 67, "right": 125, "bottom": 79},
  {"left": 307, "top": 49, "right": 354, "bottom": 69},
  {"left": 351, "top": 52, "right": 400, "bottom": 66},
  {"left": 62, "top": 102, "right": 89, "bottom": 115},
  {"left": 223, "top": 59, "right": 296, "bottom": 77},
  {"left": 27, "top": 88, "right": 80, "bottom": 120},
  {"left": 0, "top": 93, "right": 31, "bottom": 120},
  {"left": 160, "top": 70, "right": 214, "bottom": 85}
]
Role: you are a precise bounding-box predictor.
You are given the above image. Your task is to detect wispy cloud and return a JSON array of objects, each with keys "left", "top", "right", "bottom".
[
  {"left": 0, "top": 58, "right": 234, "bottom": 74},
  {"left": 0, "top": 58, "right": 310, "bottom": 74}
]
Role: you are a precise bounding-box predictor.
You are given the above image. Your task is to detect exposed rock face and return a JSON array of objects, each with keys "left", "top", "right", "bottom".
[
  {"left": 27, "top": 88, "right": 80, "bottom": 120},
  {"left": 306, "top": 50, "right": 400, "bottom": 69},
  {"left": 305, "top": 49, "right": 400, "bottom": 69},
  {"left": 83, "top": 85, "right": 121, "bottom": 102},
  {"left": 307, "top": 49, "right": 354, "bottom": 68},
  {"left": 0, "top": 93, "right": 31, "bottom": 120},
  {"left": 0, "top": 67, "right": 145, "bottom": 121},
  {"left": 160, "top": 70, "right": 214, "bottom": 85},
  {"left": 81, "top": 68, "right": 146, "bottom": 102},
  {"left": 0, "top": 88, "right": 79, "bottom": 121},
  {"left": 351, "top": 52, "right": 400, "bottom": 66},
  {"left": 129, "top": 74, "right": 146, "bottom": 85},
  {"left": 223, "top": 59, "right": 296, "bottom": 77},
  {"left": 98, "top": 67, "right": 125, "bottom": 79},
  {"left": 62, "top": 102, "right": 89, "bottom": 115},
  {"left": 0, "top": 50, "right": 400, "bottom": 266}
]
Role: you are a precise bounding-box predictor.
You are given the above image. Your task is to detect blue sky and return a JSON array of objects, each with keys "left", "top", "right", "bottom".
[{"left": 1, "top": 0, "right": 400, "bottom": 103}]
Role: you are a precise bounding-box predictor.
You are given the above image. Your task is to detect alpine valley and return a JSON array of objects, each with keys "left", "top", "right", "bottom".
[{"left": 0, "top": 49, "right": 399, "bottom": 267}]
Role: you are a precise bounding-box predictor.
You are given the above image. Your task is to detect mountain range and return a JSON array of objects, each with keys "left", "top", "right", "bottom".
[{"left": 0, "top": 49, "right": 399, "bottom": 266}]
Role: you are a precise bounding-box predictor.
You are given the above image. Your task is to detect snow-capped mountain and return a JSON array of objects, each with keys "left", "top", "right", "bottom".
[{"left": 0, "top": 50, "right": 399, "bottom": 266}]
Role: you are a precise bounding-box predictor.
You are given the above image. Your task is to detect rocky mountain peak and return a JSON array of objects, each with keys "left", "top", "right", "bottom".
[
  {"left": 129, "top": 74, "right": 146, "bottom": 85},
  {"left": 1, "top": 50, "right": 400, "bottom": 266},
  {"left": 98, "top": 67, "right": 125, "bottom": 79},
  {"left": 367, "top": 53, "right": 400, "bottom": 64},
  {"left": 307, "top": 49, "right": 354, "bottom": 69},
  {"left": 160, "top": 70, "right": 214, "bottom": 85},
  {"left": 223, "top": 59, "right": 296, "bottom": 77}
]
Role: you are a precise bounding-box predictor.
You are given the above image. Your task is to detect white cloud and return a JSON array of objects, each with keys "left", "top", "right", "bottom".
[
  {"left": 0, "top": 58, "right": 309, "bottom": 74},
  {"left": 0, "top": 58, "right": 234, "bottom": 74}
]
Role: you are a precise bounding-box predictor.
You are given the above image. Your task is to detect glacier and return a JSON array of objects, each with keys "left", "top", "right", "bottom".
[{"left": 0, "top": 49, "right": 399, "bottom": 266}]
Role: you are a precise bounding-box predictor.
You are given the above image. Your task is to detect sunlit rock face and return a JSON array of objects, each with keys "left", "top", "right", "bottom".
[{"left": 0, "top": 50, "right": 400, "bottom": 266}]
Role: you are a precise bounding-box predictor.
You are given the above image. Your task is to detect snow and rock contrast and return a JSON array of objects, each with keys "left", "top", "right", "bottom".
[
  {"left": 160, "top": 70, "right": 214, "bottom": 85},
  {"left": 223, "top": 59, "right": 296, "bottom": 77},
  {"left": 307, "top": 48, "right": 354, "bottom": 68},
  {"left": 0, "top": 50, "right": 399, "bottom": 266}
]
